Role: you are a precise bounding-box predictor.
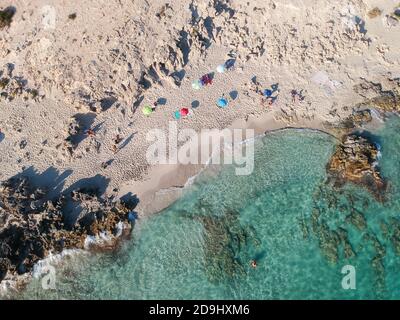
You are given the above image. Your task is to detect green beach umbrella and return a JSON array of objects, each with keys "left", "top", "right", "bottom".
[
  {"left": 142, "top": 105, "right": 153, "bottom": 116},
  {"left": 173, "top": 110, "right": 181, "bottom": 119}
]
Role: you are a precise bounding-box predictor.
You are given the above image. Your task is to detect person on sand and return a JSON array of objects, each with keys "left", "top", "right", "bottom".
[
  {"left": 291, "top": 89, "right": 305, "bottom": 103},
  {"left": 112, "top": 135, "right": 122, "bottom": 153},
  {"left": 250, "top": 259, "right": 257, "bottom": 268},
  {"left": 261, "top": 96, "right": 275, "bottom": 108},
  {"left": 85, "top": 128, "right": 95, "bottom": 137},
  {"left": 291, "top": 89, "right": 297, "bottom": 103},
  {"left": 112, "top": 144, "right": 118, "bottom": 154},
  {"left": 114, "top": 134, "right": 123, "bottom": 144}
]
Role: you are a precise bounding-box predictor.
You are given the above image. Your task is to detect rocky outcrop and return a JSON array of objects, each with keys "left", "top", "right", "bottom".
[
  {"left": 355, "top": 89, "right": 400, "bottom": 115},
  {"left": 342, "top": 109, "right": 373, "bottom": 128},
  {"left": 0, "top": 177, "right": 137, "bottom": 285},
  {"left": 327, "top": 134, "right": 387, "bottom": 201},
  {"left": 0, "top": 64, "right": 43, "bottom": 102},
  {"left": 367, "top": 91, "right": 400, "bottom": 113},
  {"left": 329, "top": 109, "right": 373, "bottom": 133},
  {"left": 354, "top": 79, "right": 400, "bottom": 113}
]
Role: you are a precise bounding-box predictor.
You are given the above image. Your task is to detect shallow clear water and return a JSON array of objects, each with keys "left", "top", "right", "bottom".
[{"left": 18, "top": 117, "right": 400, "bottom": 299}]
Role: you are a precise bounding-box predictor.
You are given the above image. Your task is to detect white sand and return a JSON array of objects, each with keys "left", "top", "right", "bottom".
[{"left": 1, "top": 0, "right": 400, "bottom": 216}]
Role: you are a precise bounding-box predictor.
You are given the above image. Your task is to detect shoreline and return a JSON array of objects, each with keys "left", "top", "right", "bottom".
[
  {"left": 119, "top": 111, "right": 340, "bottom": 217},
  {"left": 1, "top": 112, "right": 333, "bottom": 298},
  {"left": 118, "top": 106, "right": 391, "bottom": 217},
  {"left": 0, "top": 108, "right": 394, "bottom": 298}
]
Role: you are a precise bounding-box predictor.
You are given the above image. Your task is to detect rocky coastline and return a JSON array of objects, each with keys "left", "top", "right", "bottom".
[
  {"left": 0, "top": 176, "right": 137, "bottom": 293},
  {"left": 325, "top": 84, "right": 400, "bottom": 200},
  {"left": 327, "top": 134, "right": 387, "bottom": 201}
]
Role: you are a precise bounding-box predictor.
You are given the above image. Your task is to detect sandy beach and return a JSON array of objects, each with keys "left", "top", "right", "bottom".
[
  {"left": 1, "top": 0, "right": 400, "bottom": 297},
  {"left": 1, "top": 0, "right": 399, "bottom": 216}
]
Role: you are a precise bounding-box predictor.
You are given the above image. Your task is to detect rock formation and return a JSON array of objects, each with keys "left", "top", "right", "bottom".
[
  {"left": 354, "top": 78, "right": 400, "bottom": 113},
  {"left": 327, "top": 134, "right": 387, "bottom": 201},
  {"left": 0, "top": 176, "right": 137, "bottom": 285},
  {"left": 0, "top": 64, "right": 42, "bottom": 102},
  {"left": 367, "top": 91, "right": 400, "bottom": 113},
  {"left": 328, "top": 109, "right": 373, "bottom": 133}
]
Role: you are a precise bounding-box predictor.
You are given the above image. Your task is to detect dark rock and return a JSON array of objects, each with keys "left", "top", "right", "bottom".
[
  {"left": 0, "top": 258, "right": 10, "bottom": 281},
  {"left": 0, "top": 176, "right": 137, "bottom": 285},
  {"left": 68, "top": 13, "right": 77, "bottom": 20},
  {"left": 0, "top": 7, "right": 15, "bottom": 29}
]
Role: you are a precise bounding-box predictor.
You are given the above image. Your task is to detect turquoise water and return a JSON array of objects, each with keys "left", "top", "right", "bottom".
[{"left": 18, "top": 117, "right": 400, "bottom": 299}]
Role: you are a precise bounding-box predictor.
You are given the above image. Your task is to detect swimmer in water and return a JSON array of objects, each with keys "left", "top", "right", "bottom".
[{"left": 250, "top": 260, "right": 257, "bottom": 268}]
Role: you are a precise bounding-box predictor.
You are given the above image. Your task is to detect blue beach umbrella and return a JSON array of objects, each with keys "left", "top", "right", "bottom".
[
  {"left": 217, "top": 97, "right": 228, "bottom": 108},
  {"left": 263, "top": 89, "right": 272, "bottom": 97},
  {"left": 173, "top": 110, "right": 181, "bottom": 119}
]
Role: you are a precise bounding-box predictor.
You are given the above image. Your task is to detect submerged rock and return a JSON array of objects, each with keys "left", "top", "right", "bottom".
[
  {"left": 0, "top": 177, "right": 137, "bottom": 286},
  {"left": 390, "top": 218, "right": 400, "bottom": 256},
  {"left": 327, "top": 134, "right": 387, "bottom": 201},
  {"left": 192, "top": 207, "right": 261, "bottom": 283},
  {"left": 346, "top": 210, "right": 367, "bottom": 231},
  {"left": 337, "top": 228, "right": 356, "bottom": 259},
  {"left": 317, "top": 222, "right": 340, "bottom": 264}
]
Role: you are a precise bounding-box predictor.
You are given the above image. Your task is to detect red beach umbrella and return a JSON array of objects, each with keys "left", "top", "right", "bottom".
[{"left": 180, "top": 108, "right": 189, "bottom": 116}]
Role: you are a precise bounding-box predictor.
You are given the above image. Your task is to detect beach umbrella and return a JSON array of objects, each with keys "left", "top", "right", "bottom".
[
  {"left": 142, "top": 105, "right": 153, "bottom": 116},
  {"left": 225, "top": 59, "right": 235, "bottom": 69},
  {"left": 180, "top": 108, "right": 189, "bottom": 116},
  {"left": 263, "top": 89, "right": 272, "bottom": 97},
  {"left": 200, "top": 74, "right": 212, "bottom": 86},
  {"left": 192, "top": 80, "right": 202, "bottom": 90},
  {"left": 173, "top": 111, "right": 181, "bottom": 119},
  {"left": 216, "top": 64, "right": 226, "bottom": 73},
  {"left": 217, "top": 97, "right": 228, "bottom": 108},
  {"left": 271, "top": 84, "right": 279, "bottom": 91}
]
